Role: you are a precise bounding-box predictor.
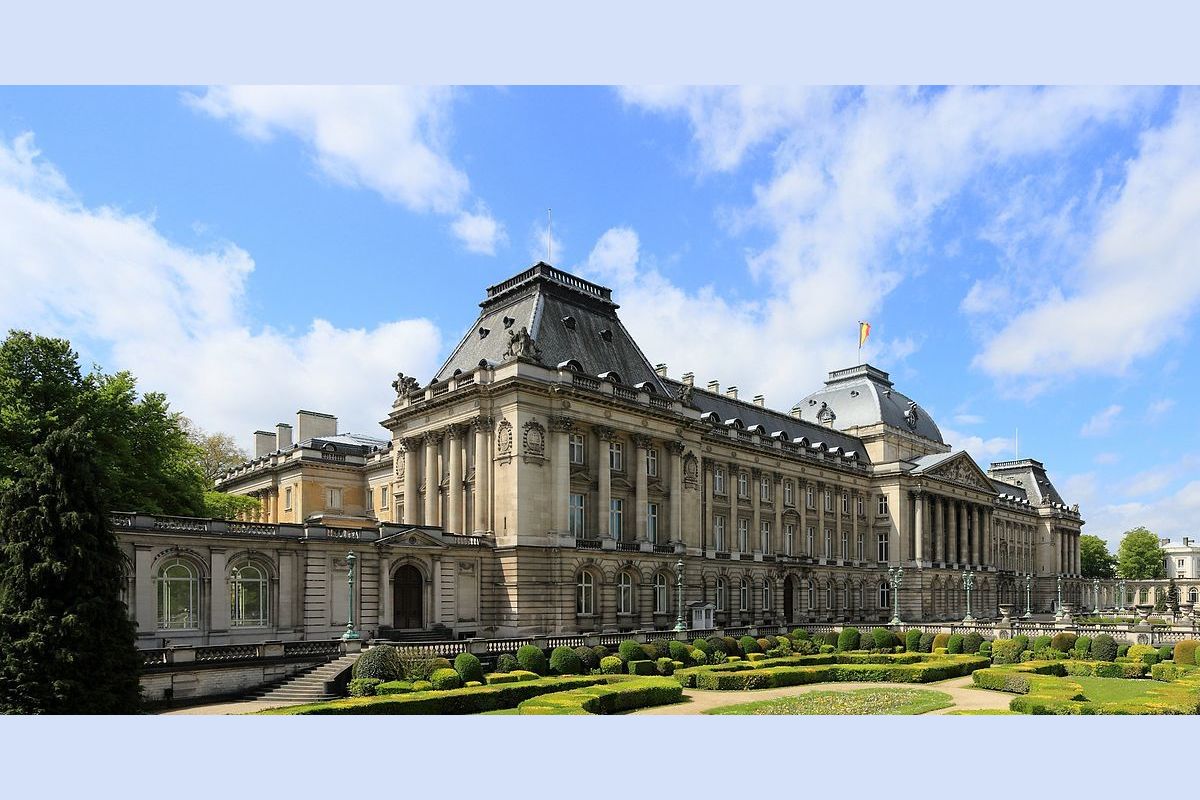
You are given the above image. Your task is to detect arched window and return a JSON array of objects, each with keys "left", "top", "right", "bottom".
[
  {"left": 825, "top": 585, "right": 833, "bottom": 610},
  {"left": 762, "top": 580, "right": 772, "bottom": 611},
  {"left": 716, "top": 577, "right": 727, "bottom": 611},
  {"left": 857, "top": 584, "right": 865, "bottom": 609},
  {"left": 739, "top": 578, "right": 750, "bottom": 611},
  {"left": 1190, "top": 587, "right": 1198, "bottom": 605},
  {"left": 156, "top": 558, "right": 200, "bottom": 630},
  {"left": 230, "top": 562, "right": 270, "bottom": 628},
  {"left": 1139, "top": 587, "right": 1149, "bottom": 604},
  {"left": 576, "top": 572, "right": 595, "bottom": 615},
  {"left": 618, "top": 572, "right": 634, "bottom": 614},
  {"left": 879, "top": 581, "right": 891, "bottom": 609},
  {"left": 654, "top": 573, "right": 669, "bottom": 614}
]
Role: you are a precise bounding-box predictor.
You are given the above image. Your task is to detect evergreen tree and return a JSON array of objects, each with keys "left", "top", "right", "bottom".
[{"left": 0, "top": 422, "right": 142, "bottom": 713}]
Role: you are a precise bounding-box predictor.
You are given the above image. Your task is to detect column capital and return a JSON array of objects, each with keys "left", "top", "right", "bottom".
[
  {"left": 632, "top": 434, "right": 653, "bottom": 450},
  {"left": 398, "top": 435, "right": 421, "bottom": 452},
  {"left": 666, "top": 440, "right": 686, "bottom": 456},
  {"left": 446, "top": 422, "right": 467, "bottom": 439},
  {"left": 593, "top": 424, "right": 616, "bottom": 441},
  {"left": 422, "top": 429, "right": 443, "bottom": 445},
  {"left": 750, "top": 466, "right": 762, "bottom": 479},
  {"left": 472, "top": 415, "right": 495, "bottom": 432},
  {"left": 549, "top": 415, "right": 574, "bottom": 432}
]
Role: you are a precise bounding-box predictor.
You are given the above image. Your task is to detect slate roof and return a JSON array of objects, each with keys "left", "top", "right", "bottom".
[
  {"left": 434, "top": 263, "right": 668, "bottom": 392},
  {"left": 987, "top": 459, "right": 1065, "bottom": 505},
  {"left": 797, "top": 364, "right": 944, "bottom": 444}
]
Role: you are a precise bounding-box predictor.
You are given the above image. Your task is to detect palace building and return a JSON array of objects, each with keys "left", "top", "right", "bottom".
[{"left": 118, "top": 262, "right": 1089, "bottom": 647}]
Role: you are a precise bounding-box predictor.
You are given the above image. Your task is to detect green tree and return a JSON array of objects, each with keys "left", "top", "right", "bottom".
[
  {"left": 1117, "top": 527, "right": 1167, "bottom": 580},
  {"left": 0, "top": 422, "right": 142, "bottom": 713},
  {"left": 184, "top": 421, "right": 249, "bottom": 486},
  {"left": 203, "top": 491, "right": 262, "bottom": 520},
  {"left": 1080, "top": 534, "right": 1117, "bottom": 578}
]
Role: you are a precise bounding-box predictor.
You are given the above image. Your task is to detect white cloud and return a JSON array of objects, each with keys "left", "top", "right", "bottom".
[
  {"left": 0, "top": 132, "right": 442, "bottom": 446},
  {"left": 188, "top": 85, "right": 504, "bottom": 255},
  {"left": 960, "top": 280, "right": 1013, "bottom": 315},
  {"left": 1080, "top": 404, "right": 1122, "bottom": 437},
  {"left": 939, "top": 426, "right": 1013, "bottom": 464},
  {"left": 1083, "top": 480, "right": 1200, "bottom": 550},
  {"left": 952, "top": 413, "right": 985, "bottom": 425},
  {"left": 974, "top": 91, "right": 1200, "bottom": 384},
  {"left": 1146, "top": 398, "right": 1176, "bottom": 422}
]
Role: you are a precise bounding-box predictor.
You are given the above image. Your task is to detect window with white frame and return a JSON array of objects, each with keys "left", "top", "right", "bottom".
[
  {"left": 825, "top": 585, "right": 834, "bottom": 609},
  {"left": 878, "top": 581, "right": 891, "bottom": 609},
  {"left": 569, "top": 493, "right": 586, "bottom": 537},
  {"left": 824, "top": 489, "right": 832, "bottom": 512},
  {"left": 327, "top": 487, "right": 343, "bottom": 510},
  {"left": 156, "top": 558, "right": 200, "bottom": 630},
  {"left": 738, "top": 472, "right": 749, "bottom": 498},
  {"left": 877, "top": 494, "right": 889, "bottom": 516},
  {"left": 806, "top": 579, "right": 815, "bottom": 609},
  {"left": 823, "top": 528, "right": 832, "bottom": 558},
  {"left": 230, "top": 563, "right": 269, "bottom": 628},
  {"left": 760, "top": 520, "right": 771, "bottom": 553},
  {"left": 762, "top": 580, "right": 772, "bottom": 611},
  {"left": 714, "top": 466, "right": 726, "bottom": 495},
  {"left": 654, "top": 573, "right": 668, "bottom": 613},
  {"left": 806, "top": 526, "right": 815, "bottom": 555},
  {"left": 760, "top": 475, "right": 771, "bottom": 501},
  {"left": 784, "top": 480, "right": 794, "bottom": 506},
  {"left": 284, "top": 486, "right": 292, "bottom": 510},
  {"left": 739, "top": 579, "right": 750, "bottom": 611},
  {"left": 878, "top": 531, "right": 889, "bottom": 563},
  {"left": 647, "top": 502, "right": 659, "bottom": 543},
  {"left": 714, "top": 515, "right": 727, "bottom": 551},
  {"left": 840, "top": 531, "right": 848, "bottom": 559},
  {"left": 856, "top": 533, "right": 864, "bottom": 562},
  {"left": 842, "top": 492, "right": 849, "bottom": 514},
  {"left": 737, "top": 518, "right": 749, "bottom": 552},
  {"left": 716, "top": 577, "right": 727, "bottom": 611},
  {"left": 785, "top": 523, "right": 795, "bottom": 556},
  {"left": 806, "top": 484, "right": 815, "bottom": 509},
  {"left": 366, "top": 488, "right": 374, "bottom": 512},
  {"left": 856, "top": 495, "right": 864, "bottom": 517},
  {"left": 646, "top": 447, "right": 658, "bottom": 477},
  {"left": 569, "top": 433, "right": 585, "bottom": 465},
  {"left": 576, "top": 572, "right": 595, "bottom": 615},
  {"left": 609, "top": 498, "right": 623, "bottom": 540},
  {"left": 381, "top": 486, "right": 389, "bottom": 509},
  {"left": 609, "top": 441, "right": 624, "bottom": 472},
  {"left": 618, "top": 572, "right": 634, "bottom": 614}
]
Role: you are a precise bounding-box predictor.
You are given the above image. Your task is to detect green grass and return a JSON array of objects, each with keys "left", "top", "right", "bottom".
[
  {"left": 704, "top": 687, "right": 953, "bottom": 716},
  {"left": 479, "top": 708, "right": 520, "bottom": 715},
  {"left": 1073, "top": 676, "right": 1178, "bottom": 704},
  {"left": 944, "top": 709, "right": 1020, "bottom": 715}
]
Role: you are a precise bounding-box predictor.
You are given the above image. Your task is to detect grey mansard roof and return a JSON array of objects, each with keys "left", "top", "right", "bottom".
[
  {"left": 987, "top": 459, "right": 1065, "bottom": 505},
  {"left": 434, "top": 263, "right": 668, "bottom": 392},
  {"left": 797, "top": 364, "right": 944, "bottom": 445}
]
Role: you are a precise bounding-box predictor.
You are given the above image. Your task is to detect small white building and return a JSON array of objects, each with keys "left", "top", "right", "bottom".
[{"left": 1163, "top": 537, "right": 1200, "bottom": 580}]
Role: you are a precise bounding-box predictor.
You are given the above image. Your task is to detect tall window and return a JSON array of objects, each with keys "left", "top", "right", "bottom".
[
  {"left": 380, "top": 486, "right": 389, "bottom": 509},
  {"left": 647, "top": 502, "right": 660, "bottom": 543},
  {"left": 569, "top": 433, "right": 585, "bottom": 465},
  {"left": 714, "top": 515, "right": 727, "bottom": 551},
  {"left": 760, "top": 520, "right": 771, "bottom": 553},
  {"left": 858, "top": 584, "right": 865, "bottom": 609},
  {"left": 609, "top": 441, "right": 624, "bottom": 472},
  {"left": 806, "top": 526, "right": 815, "bottom": 556},
  {"left": 877, "top": 494, "right": 889, "bottom": 516},
  {"left": 714, "top": 466, "right": 726, "bottom": 495},
  {"left": 825, "top": 585, "right": 834, "bottom": 609},
  {"left": 806, "top": 579, "right": 815, "bottom": 610},
  {"left": 737, "top": 518, "right": 749, "bottom": 552},
  {"left": 824, "top": 528, "right": 832, "bottom": 558},
  {"left": 576, "top": 572, "right": 595, "bottom": 615},
  {"left": 327, "top": 487, "right": 343, "bottom": 510},
  {"left": 156, "top": 558, "right": 200, "bottom": 630},
  {"left": 824, "top": 490, "right": 832, "bottom": 512},
  {"left": 760, "top": 475, "right": 771, "bottom": 501},
  {"left": 856, "top": 496, "right": 864, "bottom": 517},
  {"left": 738, "top": 472, "right": 749, "bottom": 498},
  {"left": 716, "top": 578, "right": 727, "bottom": 611},
  {"left": 842, "top": 586, "right": 849, "bottom": 609},
  {"left": 879, "top": 581, "right": 891, "bottom": 609},
  {"left": 609, "top": 498, "right": 623, "bottom": 540},
  {"left": 569, "top": 493, "right": 586, "bottom": 537},
  {"left": 654, "top": 573, "right": 668, "bottom": 613},
  {"left": 366, "top": 488, "right": 374, "bottom": 512},
  {"left": 785, "top": 523, "right": 795, "bottom": 556},
  {"left": 842, "top": 492, "right": 849, "bottom": 514},
  {"left": 284, "top": 486, "right": 292, "bottom": 510},
  {"left": 1190, "top": 588, "right": 1199, "bottom": 604},
  {"left": 784, "top": 480, "right": 794, "bottom": 506},
  {"left": 878, "top": 531, "right": 889, "bottom": 563},
  {"left": 840, "top": 531, "right": 848, "bottom": 560},
  {"left": 230, "top": 563, "right": 269, "bottom": 628},
  {"left": 762, "top": 580, "right": 772, "bottom": 611},
  {"left": 618, "top": 572, "right": 634, "bottom": 614},
  {"left": 646, "top": 448, "right": 658, "bottom": 477},
  {"left": 806, "top": 484, "right": 815, "bottom": 509},
  {"left": 739, "top": 579, "right": 750, "bottom": 612},
  {"left": 856, "top": 533, "right": 864, "bottom": 562}
]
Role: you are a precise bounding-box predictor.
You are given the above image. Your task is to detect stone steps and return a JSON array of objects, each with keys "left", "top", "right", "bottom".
[{"left": 250, "top": 653, "right": 359, "bottom": 704}]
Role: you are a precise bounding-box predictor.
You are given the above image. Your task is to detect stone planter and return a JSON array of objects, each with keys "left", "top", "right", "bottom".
[{"left": 998, "top": 604, "right": 1014, "bottom": 624}]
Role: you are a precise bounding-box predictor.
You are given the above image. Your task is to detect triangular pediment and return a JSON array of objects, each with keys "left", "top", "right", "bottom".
[
  {"left": 918, "top": 452, "right": 995, "bottom": 494},
  {"left": 376, "top": 526, "right": 449, "bottom": 549}
]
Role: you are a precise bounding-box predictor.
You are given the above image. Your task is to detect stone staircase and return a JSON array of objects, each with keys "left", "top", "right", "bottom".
[{"left": 250, "top": 653, "right": 359, "bottom": 706}]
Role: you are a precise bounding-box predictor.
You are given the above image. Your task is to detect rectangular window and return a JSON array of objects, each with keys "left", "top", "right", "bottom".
[
  {"left": 784, "top": 480, "right": 794, "bottom": 506},
  {"left": 381, "top": 486, "right": 389, "bottom": 508},
  {"left": 327, "top": 487, "right": 342, "bottom": 510},
  {"left": 760, "top": 520, "right": 771, "bottom": 553},
  {"left": 646, "top": 448, "right": 658, "bottom": 477},
  {"left": 737, "top": 519, "right": 749, "bottom": 552},
  {"left": 856, "top": 496, "right": 864, "bottom": 517},
  {"left": 366, "top": 488, "right": 374, "bottom": 512},
  {"left": 878, "top": 532, "right": 890, "bottom": 563},
  {"left": 840, "top": 531, "right": 848, "bottom": 559},
  {"left": 284, "top": 486, "right": 292, "bottom": 510},
  {"left": 569, "top": 433, "right": 585, "bottom": 465},
  {"left": 824, "top": 529, "right": 832, "bottom": 558},
  {"left": 824, "top": 490, "right": 832, "bottom": 512},
  {"left": 738, "top": 472, "right": 749, "bottom": 498},
  {"left": 760, "top": 476, "right": 771, "bottom": 502},
  {"left": 842, "top": 492, "right": 849, "bottom": 514},
  {"left": 569, "top": 493, "right": 586, "bottom": 537},
  {"left": 647, "top": 502, "right": 659, "bottom": 543},
  {"left": 807, "top": 526, "right": 815, "bottom": 556},
  {"left": 878, "top": 494, "right": 889, "bottom": 516},
  {"left": 806, "top": 484, "right": 815, "bottom": 509},
  {"left": 609, "top": 498, "right": 623, "bottom": 540},
  {"left": 785, "top": 523, "right": 795, "bottom": 556},
  {"left": 609, "top": 442, "right": 624, "bottom": 472},
  {"left": 714, "top": 515, "right": 727, "bottom": 551},
  {"left": 714, "top": 466, "right": 726, "bottom": 495},
  {"left": 856, "top": 533, "right": 864, "bottom": 562}
]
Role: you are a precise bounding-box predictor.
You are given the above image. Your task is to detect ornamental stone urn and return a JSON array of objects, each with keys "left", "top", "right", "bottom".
[
  {"left": 1135, "top": 604, "right": 1153, "bottom": 628},
  {"left": 1057, "top": 603, "right": 1074, "bottom": 625},
  {"left": 998, "top": 604, "right": 1014, "bottom": 624}
]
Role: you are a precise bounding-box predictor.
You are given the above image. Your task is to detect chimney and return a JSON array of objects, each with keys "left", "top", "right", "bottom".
[
  {"left": 752, "top": 394, "right": 765, "bottom": 407},
  {"left": 296, "top": 410, "right": 338, "bottom": 443},
  {"left": 790, "top": 404, "right": 803, "bottom": 419},
  {"left": 276, "top": 422, "right": 293, "bottom": 450},
  {"left": 654, "top": 363, "right": 668, "bottom": 377},
  {"left": 707, "top": 380, "right": 720, "bottom": 393},
  {"left": 725, "top": 386, "right": 738, "bottom": 400},
  {"left": 682, "top": 372, "right": 694, "bottom": 387},
  {"left": 254, "top": 430, "right": 277, "bottom": 458}
]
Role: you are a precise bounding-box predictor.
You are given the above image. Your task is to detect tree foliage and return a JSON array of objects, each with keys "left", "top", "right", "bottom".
[
  {"left": 184, "top": 421, "right": 249, "bottom": 486},
  {"left": 1117, "top": 527, "right": 1167, "bottom": 580},
  {"left": 0, "top": 422, "right": 142, "bottom": 713},
  {"left": 203, "top": 492, "right": 262, "bottom": 520},
  {"left": 1080, "top": 534, "right": 1117, "bottom": 579}
]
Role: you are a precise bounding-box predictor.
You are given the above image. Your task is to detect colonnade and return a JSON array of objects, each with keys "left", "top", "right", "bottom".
[
  {"left": 912, "top": 492, "right": 992, "bottom": 569},
  {"left": 399, "top": 417, "right": 492, "bottom": 534},
  {"left": 993, "top": 517, "right": 1036, "bottom": 573}
]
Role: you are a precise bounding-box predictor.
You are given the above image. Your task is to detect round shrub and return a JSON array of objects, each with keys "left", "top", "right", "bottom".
[
  {"left": 822, "top": 631, "right": 840, "bottom": 648},
  {"left": 991, "top": 639, "right": 1022, "bottom": 664},
  {"left": 412, "top": 680, "right": 433, "bottom": 692},
  {"left": 575, "top": 646, "right": 599, "bottom": 672},
  {"left": 348, "top": 677, "right": 381, "bottom": 697},
  {"left": 838, "top": 627, "right": 861, "bottom": 651},
  {"left": 669, "top": 640, "right": 692, "bottom": 664},
  {"left": 549, "top": 645, "right": 584, "bottom": 675},
  {"left": 1158, "top": 645, "right": 1174, "bottom": 662},
  {"left": 776, "top": 637, "right": 793, "bottom": 654},
  {"left": 1174, "top": 638, "right": 1200, "bottom": 667},
  {"left": 1091, "top": 634, "right": 1118, "bottom": 662},
  {"left": 592, "top": 645, "right": 609, "bottom": 662},
  {"left": 1013, "top": 635, "right": 1030, "bottom": 654},
  {"left": 352, "top": 646, "right": 404, "bottom": 681},
  {"left": 764, "top": 635, "right": 779, "bottom": 648},
  {"left": 655, "top": 657, "right": 675, "bottom": 676},
  {"left": 1127, "top": 644, "right": 1158, "bottom": 665},
  {"left": 516, "top": 644, "right": 548, "bottom": 675},
  {"left": 947, "top": 634, "right": 964, "bottom": 654},
  {"left": 978, "top": 641, "right": 992, "bottom": 656},
  {"left": 1050, "top": 632, "right": 1077, "bottom": 653},
  {"left": 692, "top": 638, "right": 711, "bottom": 656},
  {"left": 618, "top": 639, "right": 645, "bottom": 664},
  {"left": 963, "top": 632, "right": 984, "bottom": 655},
  {"left": 905, "top": 630, "right": 921, "bottom": 653},
  {"left": 430, "top": 668, "right": 462, "bottom": 691},
  {"left": 872, "top": 628, "right": 894, "bottom": 650},
  {"left": 932, "top": 633, "right": 951, "bottom": 651},
  {"left": 641, "top": 642, "right": 663, "bottom": 661},
  {"left": 792, "top": 638, "right": 816, "bottom": 655},
  {"left": 599, "top": 656, "right": 623, "bottom": 674},
  {"left": 1117, "top": 642, "right": 1131, "bottom": 658},
  {"left": 495, "top": 652, "right": 519, "bottom": 674},
  {"left": 454, "top": 652, "right": 484, "bottom": 684},
  {"left": 819, "top": 644, "right": 836, "bottom": 654},
  {"left": 1072, "top": 635, "right": 1092, "bottom": 660},
  {"left": 791, "top": 629, "right": 811, "bottom": 641},
  {"left": 918, "top": 632, "right": 936, "bottom": 653},
  {"left": 1033, "top": 635, "right": 1052, "bottom": 652},
  {"left": 756, "top": 638, "right": 772, "bottom": 652},
  {"left": 740, "top": 635, "right": 761, "bottom": 654}
]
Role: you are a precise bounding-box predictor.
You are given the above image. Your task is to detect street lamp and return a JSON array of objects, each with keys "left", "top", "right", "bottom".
[
  {"left": 230, "top": 565, "right": 241, "bottom": 626},
  {"left": 962, "top": 570, "right": 976, "bottom": 622},
  {"left": 342, "top": 551, "right": 360, "bottom": 640},
  {"left": 1054, "top": 573, "right": 1064, "bottom": 621},
  {"left": 1117, "top": 579, "right": 1127, "bottom": 613},
  {"left": 673, "top": 557, "right": 686, "bottom": 633},
  {"left": 888, "top": 567, "right": 903, "bottom": 626},
  {"left": 1022, "top": 573, "right": 1032, "bottom": 619},
  {"left": 1092, "top": 577, "right": 1101, "bottom": 615}
]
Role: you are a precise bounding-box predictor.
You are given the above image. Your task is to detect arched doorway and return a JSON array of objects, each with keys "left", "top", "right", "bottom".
[
  {"left": 783, "top": 576, "right": 795, "bottom": 623},
  {"left": 393, "top": 565, "right": 424, "bottom": 629}
]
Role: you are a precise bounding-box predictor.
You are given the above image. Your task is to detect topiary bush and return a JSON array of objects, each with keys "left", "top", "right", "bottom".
[
  {"left": 819, "top": 644, "right": 836, "bottom": 654},
  {"left": 655, "top": 657, "right": 675, "bottom": 676},
  {"left": 1013, "top": 635, "right": 1030, "bottom": 654},
  {"left": 692, "top": 638, "right": 711, "bottom": 656},
  {"left": 756, "top": 638, "right": 772, "bottom": 652},
  {"left": 978, "top": 641, "right": 991, "bottom": 656},
  {"left": 872, "top": 628, "right": 894, "bottom": 650},
  {"left": 822, "top": 631, "right": 840, "bottom": 648},
  {"left": 1033, "top": 635, "right": 1052, "bottom": 652},
  {"left": 791, "top": 629, "right": 811, "bottom": 641},
  {"left": 905, "top": 630, "right": 921, "bottom": 653},
  {"left": 947, "top": 634, "right": 964, "bottom": 654},
  {"left": 517, "top": 644, "right": 549, "bottom": 675},
  {"left": 353, "top": 646, "right": 404, "bottom": 682},
  {"left": 627, "top": 660, "right": 657, "bottom": 676},
  {"left": 430, "top": 668, "right": 463, "bottom": 691},
  {"left": 1072, "top": 636, "right": 1092, "bottom": 661},
  {"left": 721, "top": 636, "right": 740, "bottom": 655},
  {"left": 740, "top": 635, "right": 761, "bottom": 655},
  {"left": 932, "top": 633, "right": 951, "bottom": 651},
  {"left": 348, "top": 677, "right": 382, "bottom": 697},
  {"left": 575, "top": 646, "right": 599, "bottom": 672},
  {"left": 412, "top": 680, "right": 433, "bottom": 692},
  {"left": 593, "top": 645, "right": 609, "bottom": 662},
  {"left": 599, "top": 656, "right": 623, "bottom": 674},
  {"left": 454, "top": 652, "right": 484, "bottom": 684},
  {"left": 618, "top": 639, "right": 645, "bottom": 664},
  {"left": 1091, "top": 634, "right": 1118, "bottom": 662},
  {"left": 641, "top": 642, "right": 663, "bottom": 661},
  {"left": 838, "top": 627, "right": 861, "bottom": 651},
  {"left": 963, "top": 632, "right": 984, "bottom": 655},
  {"left": 1127, "top": 644, "right": 1158, "bottom": 665},
  {"left": 990, "top": 639, "right": 1022, "bottom": 665},
  {"left": 669, "top": 640, "right": 692, "bottom": 664},
  {"left": 1050, "top": 632, "right": 1077, "bottom": 653},
  {"left": 1157, "top": 645, "right": 1174, "bottom": 662},
  {"left": 549, "top": 646, "right": 584, "bottom": 675},
  {"left": 495, "top": 653, "right": 519, "bottom": 674},
  {"left": 1174, "top": 638, "right": 1200, "bottom": 667},
  {"left": 918, "top": 632, "right": 936, "bottom": 653},
  {"left": 1116, "top": 642, "right": 1131, "bottom": 658}
]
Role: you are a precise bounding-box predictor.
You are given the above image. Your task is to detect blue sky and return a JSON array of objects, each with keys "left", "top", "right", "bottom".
[{"left": 2, "top": 86, "right": 1199, "bottom": 549}]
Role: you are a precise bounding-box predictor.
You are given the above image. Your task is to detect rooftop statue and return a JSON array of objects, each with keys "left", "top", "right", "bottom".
[
  {"left": 391, "top": 372, "right": 421, "bottom": 397},
  {"left": 504, "top": 326, "right": 542, "bottom": 362}
]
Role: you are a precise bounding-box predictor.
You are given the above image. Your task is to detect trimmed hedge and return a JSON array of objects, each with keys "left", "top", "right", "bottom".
[
  {"left": 872, "top": 628, "right": 895, "bottom": 650},
  {"left": 1174, "top": 639, "right": 1200, "bottom": 667},
  {"left": 495, "top": 653, "right": 519, "bottom": 674},
  {"left": 575, "top": 646, "right": 600, "bottom": 672},
  {"left": 599, "top": 656, "right": 624, "bottom": 674},
  {"left": 627, "top": 660, "right": 657, "bottom": 676},
  {"left": 1091, "top": 634, "right": 1118, "bottom": 662},
  {"left": 1158, "top": 645, "right": 1175, "bottom": 663},
  {"left": 974, "top": 660, "right": 1200, "bottom": 714},
  {"left": 454, "top": 653, "right": 484, "bottom": 684},
  {"left": 655, "top": 657, "right": 675, "bottom": 676},
  {"left": 348, "top": 677, "right": 382, "bottom": 697},
  {"left": 838, "top": 627, "right": 861, "bottom": 651},
  {"left": 549, "top": 646, "right": 584, "bottom": 676},
  {"left": 991, "top": 639, "right": 1023, "bottom": 665},
  {"left": 689, "top": 655, "right": 988, "bottom": 691},
  {"left": 963, "top": 632, "right": 984, "bottom": 655},
  {"left": 978, "top": 641, "right": 992, "bottom": 657},
  {"left": 1151, "top": 662, "right": 1198, "bottom": 682},
  {"left": 821, "top": 631, "right": 840, "bottom": 648},
  {"left": 1032, "top": 635, "right": 1052, "bottom": 652},
  {"left": 947, "top": 634, "right": 964, "bottom": 654},
  {"left": 485, "top": 673, "right": 519, "bottom": 685},
  {"left": 790, "top": 629, "right": 811, "bottom": 641},
  {"left": 352, "top": 647, "right": 404, "bottom": 681},
  {"left": 918, "top": 632, "right": 936, "bottom": 653},
  {"left": 905, "top": 630, "right": 922, "bottom": 653},
  {"left": 517, "top": 645, "right": 549, "bottom": 675},
  {"left": 377, "top": 680, "right": 414, "bottom": 694},
  {"left": 1072, "top": 636, "right": 1092, "bottom": 660},
  {"left": 517, "top": 676, "right": 683, "bottom": 715},
  {"left": 619, "top": 639, "right": 646, "bottom": 664},
  {"left": 932, "top": 633, "right": 950, "bottom": 651},
  {"left": 1127, "top": 644, "right": 1159, "bottom": 666},
  {"left": 669, "top": 640, "right": 692, "bottom": 664},
  {"left": 740, "top": 635, "right": 762, "bottom": 654},
  {"left": 431, "top": 668, "right": 463, "bottom": 691}
]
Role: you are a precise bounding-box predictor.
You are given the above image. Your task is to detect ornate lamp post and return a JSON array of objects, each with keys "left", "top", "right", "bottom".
[
  {"left": 962, "top": 570, "right": 976, "bottom": 622},
  {"left": 342, "top": 551, "right": 360, "bottom": 640},
  {"left": 230, "top": 565, "right": 241, "bottom": 626},
  {"left": 1022, "top": 573, "right": 1032, "bottom": 619},
  {"left": 1117, "top": 579, "right": 1127, "bottom": 612},
  {"left": 1054, "top": 573, "right": 1064, "bottom": 621},
  {"left": 888, "top": 567, "right": 903, "bottom": 626},
  {"left": 673, "top": 557, "right": 686, "bottom": 632},
  {"left": 1092, "top": 577, "right": 1101, "bottom": 615}
]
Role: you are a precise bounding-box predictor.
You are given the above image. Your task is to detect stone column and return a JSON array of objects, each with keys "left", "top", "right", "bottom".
[
  {"left": 932, "top": 495, "right": 943, "bottom": 564},
  {"left": 431, "top": 556, "right": 442, "bottom": 626},
  {"left": 134, "top": 545, "right": 156, "bottom": 637},
  {"left": 278, "top": 551, "right": 295, "bottom": 631},
  {"left": 969, "top": 505, "right": 979, "bottom": 568},
  {"left": 669, "top": 442, "right": 684, "bottom": 544},
  {"left": 913, "top": 491, "right": 925, "bottom": 564},
  {"left": 596, "top": 426, "right": 614, "bottom": 540},
  {"left": 834, "top": 485, "right": 843, "bottom": 560},
  {"left": 401, "top": 438, "right": 419, "bottom": 524},
  {"left": 210, "top": 548, "right": 228, "bottom": 634},
  {"left": 634, "top": 435, "right": 650, "bottom": 542},
  {"left": 447, "top": 425, "right": 464, "bottom": 533},
  {"left": 423, "top": 430, "right": 440, "bottom": 526},
  {"left": 378, "top": 555, "right": 391, "bottom": 630},
  {"left": 957, "top": 503, "right": 968, "bottom": 568},
  {"left": 751, "top": 468, "right": 762, "bottom": 552},
  {"left": 799, "top": 481, "right": 809, "bottom": 555},
  {"left": 774, "top": 473, "right": 784, "bottom": 555},
  {"left": 945, "top": 499, "right": 956, "bottom": 565},
  {"left": 551, "top": 417, "right": 572, "bottom": 535},
  {"left": 817, "top": 483, "right": 826, "bottom": 558},
  {"left": 473, "top": 419, "right": 491, "bottom": 533},
  {"left": 703, "top": 459, "right": 714, "bottom": 551}
]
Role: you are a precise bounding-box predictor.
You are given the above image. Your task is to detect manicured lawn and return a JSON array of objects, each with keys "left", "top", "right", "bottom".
[
  {"left": 1073, "top": 676, "right": 1175, "bottom": 704},
  {"left": 704, "top": 687, "right": 953, "bottom": 716},
  {"left": 944, "top": 709, "right": 1019, "bottom": 715}
]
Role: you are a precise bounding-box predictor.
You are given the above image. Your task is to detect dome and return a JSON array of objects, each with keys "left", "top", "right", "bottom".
[{"left": 797, "top": 364, "right": 944, "bottom": 444}]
